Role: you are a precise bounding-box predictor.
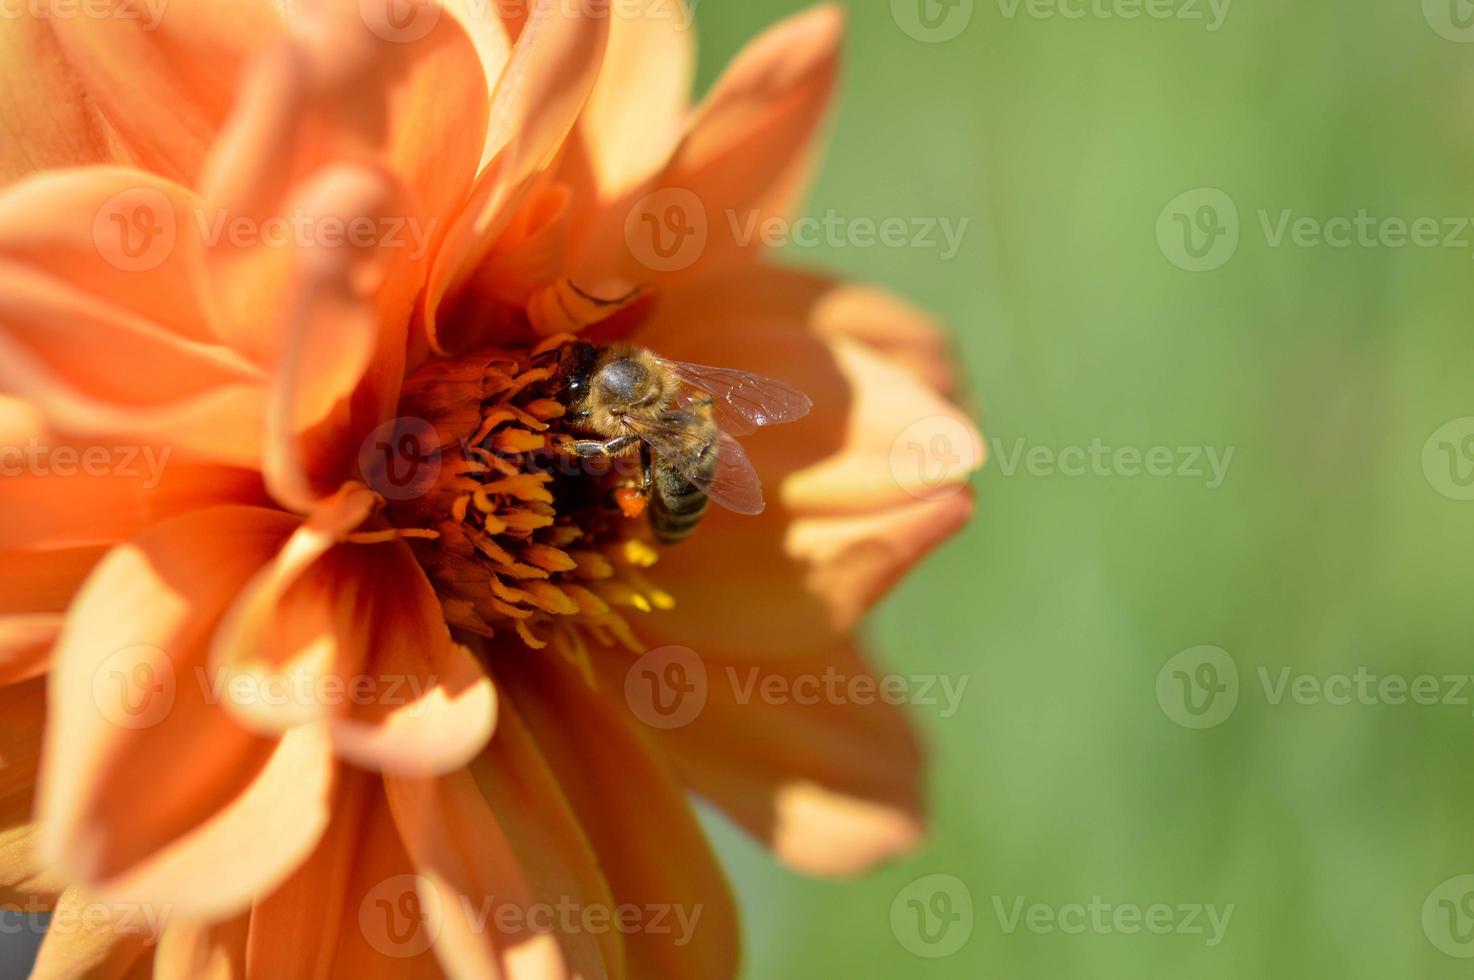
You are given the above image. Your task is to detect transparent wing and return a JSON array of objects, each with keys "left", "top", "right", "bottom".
[
  {"left": 659, "top": 359, "right": 812, "bottom": 437},
  {"left": 625, "top": 412, "right": 766, "bottom": 516}
]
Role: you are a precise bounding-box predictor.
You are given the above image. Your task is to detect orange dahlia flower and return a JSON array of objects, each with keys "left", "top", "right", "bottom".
[{"left": 0, "top": 0, "right": 982, "bottom": 975}]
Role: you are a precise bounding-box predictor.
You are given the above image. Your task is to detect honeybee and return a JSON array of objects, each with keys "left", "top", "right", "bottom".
[{"left": 553, "top": 342, "right": 812, "bottom": 543}]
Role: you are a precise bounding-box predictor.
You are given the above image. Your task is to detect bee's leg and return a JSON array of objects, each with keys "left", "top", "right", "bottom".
[{"left": 566, "top": 434, "right": 640, "bottom": 458}]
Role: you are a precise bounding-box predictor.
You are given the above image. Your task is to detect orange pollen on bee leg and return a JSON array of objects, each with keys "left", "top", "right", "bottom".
[{"left": 383, "top": 343, "right": 672, "bottom": 659}]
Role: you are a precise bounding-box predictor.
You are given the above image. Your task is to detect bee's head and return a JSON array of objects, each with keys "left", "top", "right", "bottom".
[{"left": 556, "top": 343, "right": 600, "bottom": 419}]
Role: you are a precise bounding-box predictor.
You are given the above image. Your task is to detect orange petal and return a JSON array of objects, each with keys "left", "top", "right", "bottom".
[
  {"left": 573, "top": 4, "right": 843, "bottom": 282},
  {"left": 571, "top": 0, "right": 696, "bottom": 205},
  {"left": 0, "top": 545, "right": 107, "bottom": 682},
  {"left": 210, "top": 488, "right": 495, "bottom": 775},
  {"left": 245, "top": 770, "right": 443, "bottom": 979},
  {"left": 603, "top": 640, "right": 925, "bottom": 876},
  {"left": 200, "top": 1, "right": 489, "bottom": 365},
  {"left": 424, "top": 0, "right": 610, "bottom": 354},
  {"left": 0, "top": 9, "right": 128, "bottom": 183},
  {"left": 0, "top": 456, "right": 267, "bottom": 552},
  {"left": 47, "top": 0, "right": 285, "bottom": 185},
  {"left": 154, "top": 913, "right": 250, "bottom": 980},
  {"left": 384, "top": 694, "right": 622, "bottom": 979},
  {"left": 385, "top": 769, "right": 569, "bottom": 980},
  {"left": 496, "top": 651, "right": 739, "bottom": 980},
  {"left": 30, "top": 885, "right": 157, "bottom": 980},
  {"left": 0, "top": 169, "right": 266, "bottom": 466},
  {"left": 40, "top": 506, "right": 335, "bottom": 920},
  {"left": 256, "top": 166, "right": 425, "bottom": 512},
  {"left": 323, "top": 542, "right": 497, "bottom": 778}
]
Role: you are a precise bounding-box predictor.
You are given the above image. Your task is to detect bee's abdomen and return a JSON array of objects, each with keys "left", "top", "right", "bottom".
[{"left": 650, "top": 427, "right": 717, "bottom": 544}]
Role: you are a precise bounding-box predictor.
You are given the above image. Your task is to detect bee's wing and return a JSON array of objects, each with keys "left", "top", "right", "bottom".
[
  {"left": 660, "top": 359, "right": 812, "bottom": 437},
  {"left": 624, "top": 412, "right": 766, "bottom": 516}
]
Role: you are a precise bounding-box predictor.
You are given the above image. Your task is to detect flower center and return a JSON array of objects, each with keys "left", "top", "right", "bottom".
[{"left": 385, "top": 336, "right": 672, "bottom": 657}]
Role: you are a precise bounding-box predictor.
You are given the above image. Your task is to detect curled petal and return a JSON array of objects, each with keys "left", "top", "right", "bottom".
[
  {"left": 0, "top": 169, "right": 266, "bottom": 466},
  {"left": 39, "top": 506, "right": 335, "bottom": 920}
]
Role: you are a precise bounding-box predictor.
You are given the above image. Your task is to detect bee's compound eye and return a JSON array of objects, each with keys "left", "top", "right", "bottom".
[{"left": 597, "top": 358, "right": 644, "bottom": 404}]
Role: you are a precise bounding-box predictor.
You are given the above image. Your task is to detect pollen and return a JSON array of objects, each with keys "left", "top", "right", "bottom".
[{"left": 387, "top": 343, "right": 668, "bottom": 660}]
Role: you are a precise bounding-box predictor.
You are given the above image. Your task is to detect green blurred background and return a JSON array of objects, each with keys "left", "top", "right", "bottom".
[{"left": 692, "top": 0, "right": 1474, "bottom": 976}]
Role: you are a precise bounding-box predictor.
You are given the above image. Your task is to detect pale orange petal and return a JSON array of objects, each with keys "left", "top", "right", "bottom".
[
  {"left": 573, "top": 4, "right": 843, "bottom": 282},
  {"left": 497, "top": 652, "right": 738, "bottom": 980},
  {"left": 572, "top": 0, "right": 695, "bottom": 204},
  {"left": 385, "top": 769, "right": 569, "bottom": 980},
  {"left": 424, "top": 0, "right": 610, "bottom": 355},
  {"left": 603, "top": 640, "right": 925, "bottom": 876},
  {"left": 0, "top": 458, "right": 267, "bottom": 552},
  {"left": 245, "top": 770, "right": 442, "bottom": 979},
  {"left": 256, "top": 166, "right": 424, "bottom": 512},
  {"left": 47, "top": 0, "right": 285, "bottom": 184},
  {"left": 384, "top": 694, "right": 622, "bottom": 979},
  {"left": 154, "top": 913, "right": 250, "bottom": 980},
  {"left": 200, "top": 1, "right": 488, "bottom": 365},
  {"left": 0, "top": 169, "right": 266, "bottom": 466},
  {"left": 31, "top": 886, "right": 157, "bottom": 980},
  {"left": 0, "top": 9, "right": 128, "bottom": 183},
  {"left": 40, "top": 506, "right": 335, "bottom": 920}
]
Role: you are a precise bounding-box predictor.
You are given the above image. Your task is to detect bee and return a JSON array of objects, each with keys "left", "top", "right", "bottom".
[{"left": 552, "top": 342, "right": 812, "bottom": 543}]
